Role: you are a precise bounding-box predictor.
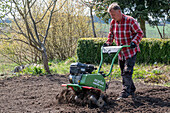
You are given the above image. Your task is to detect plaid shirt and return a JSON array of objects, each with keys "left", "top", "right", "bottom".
[{"left": 106, "top": 14, "right": 143, "bottom": 60}]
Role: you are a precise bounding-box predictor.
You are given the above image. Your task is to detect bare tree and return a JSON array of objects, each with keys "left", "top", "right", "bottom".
[
  {"left": 2, "top": 0, "right": 66, "bottom": 74},
  {"left": 79, "top": 0, "right": 97, "bottom": 37},
  {"left": 0, "top": 0, "right": 12, "bottom": 18},
  {"left": 46, "top": 0, "right": 92, "bottom": 60},
  {"left": 155, "top": 18, "right": 167, "bottom": 39}
]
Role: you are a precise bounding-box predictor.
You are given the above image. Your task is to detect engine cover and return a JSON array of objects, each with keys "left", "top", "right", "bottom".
[
  {"left": 68, "top": 73, "right": 106, "bottom": 91},
  {"left": 70, "top": 62, "right": 95, "bottom": 75},
  {"left": 80, "top": 74, "right": 106, "bottom": 91}
]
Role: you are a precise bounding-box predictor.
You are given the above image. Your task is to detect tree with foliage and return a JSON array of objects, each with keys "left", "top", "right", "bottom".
[
  {"left": 0, "top": 0, "right": 67, "bottom": 74},
  {"left": 95, "top": 0, "right": 170, "bottom": 38}
]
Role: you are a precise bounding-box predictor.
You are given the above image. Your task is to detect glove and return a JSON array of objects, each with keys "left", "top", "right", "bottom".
[
  {"left": 103, "top": 43, "right": 109, "bottom": 47},
  {"left": 130, "top": 42, "right": 137, "bottom": 48}
]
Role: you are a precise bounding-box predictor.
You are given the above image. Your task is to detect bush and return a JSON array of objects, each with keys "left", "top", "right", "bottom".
[
  {"left": 22, "top": 65, "right": 46, "bottom": 75},
  {"left": 77, "top": 38, "right": 116, "bottom": 64},
  {"left": 144, "top": 74, "right": 169, "bottom": 84},
  {"left": 77, "top": 38, "right": 170, "bottom": 64},
  {"left": 137, "top": 38, "right": 170, "bottom": 64}
]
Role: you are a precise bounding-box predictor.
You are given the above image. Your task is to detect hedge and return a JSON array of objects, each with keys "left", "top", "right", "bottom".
[{"left": 77, "top": 38, "right": 170, "bottom": 64}]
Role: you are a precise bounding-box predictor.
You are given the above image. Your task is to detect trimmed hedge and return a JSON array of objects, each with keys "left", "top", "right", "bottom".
[
  {"left": 77, "top": 38, "right": 170, "bottom": 64},
  {"left": 138, "top": 38, "right": 170, "bottom": 64},
  {"left": 77, "top": 38, "right": 118, "bottom": 64}
]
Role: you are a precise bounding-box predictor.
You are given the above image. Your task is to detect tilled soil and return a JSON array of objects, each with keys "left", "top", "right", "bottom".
[{"left": 0, "top": 74, "right": 169, "bottom": 113}]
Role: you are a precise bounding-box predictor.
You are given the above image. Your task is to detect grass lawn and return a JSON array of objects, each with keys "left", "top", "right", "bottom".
[
  {"left": 0, "top": 54, "right": 18, "bottom": 75},
  {"left": 146, "top": 24, "right": 170, "bottom": 38},
  {"left": 0, "top": 56, "right": 169, "bottom": 86}
]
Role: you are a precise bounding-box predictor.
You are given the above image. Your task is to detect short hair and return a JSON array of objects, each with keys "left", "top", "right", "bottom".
[{"left": 107, "top": 2, "right": 121, "bottom": 13}]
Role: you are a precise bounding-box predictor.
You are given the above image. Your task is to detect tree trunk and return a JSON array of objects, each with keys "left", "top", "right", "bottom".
[
  {"left": 90, "top": 7, "right": 96, "bottom": 37},
  {"left": 139, "top": 17, "right": 146, "bottom": 38},
  {"left": 156, "top": 26, "right": 163, "bottom": 39},
  {"left": 42, "top": 46, "right": 50, "bottom": 74},
  {"left": 162, "top": 19, "right": 166, "bottom": 39}
]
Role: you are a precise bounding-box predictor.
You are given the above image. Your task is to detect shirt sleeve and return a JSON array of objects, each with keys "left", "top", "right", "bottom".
[
  {"left": 130, "top": 19, "right": 144, "bottom": 45},
  {"left": 106, "top": 21, "right": 114, "bottom": 45}
]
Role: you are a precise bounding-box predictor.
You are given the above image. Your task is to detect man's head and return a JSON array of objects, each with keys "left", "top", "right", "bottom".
[{"left": 108, "top": 3, "right": 122, "bottom": 22}]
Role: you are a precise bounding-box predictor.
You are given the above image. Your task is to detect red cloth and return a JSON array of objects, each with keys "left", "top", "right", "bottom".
[{"left": 106, "top": 14, "right": 143, "bottom": 60}]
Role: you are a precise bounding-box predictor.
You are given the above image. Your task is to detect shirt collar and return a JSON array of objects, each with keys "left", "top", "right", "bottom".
[{"left": 116, "top": 14, "right": 125, "bottom": 24}]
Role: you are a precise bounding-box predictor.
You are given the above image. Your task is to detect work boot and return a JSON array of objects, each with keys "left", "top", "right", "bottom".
[
  {"left": 130, "top": 92, "right": 135, "bottom": 98},
  {"left": 130, "top": 92, "right": 136, "bottom": 101},
  {"left": 116, "top": 92, "right": 129, "bottom": 100}
]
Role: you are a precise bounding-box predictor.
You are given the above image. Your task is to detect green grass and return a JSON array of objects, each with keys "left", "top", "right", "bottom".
[
  {"left": 0, "top": 54, "right": 169, "bottom": 86},
  {"left": 0, "top": 54, "right": 18, "bottom": 74},
  {"left": 145, "top": 24, "right": 170, "bottom": 38}
]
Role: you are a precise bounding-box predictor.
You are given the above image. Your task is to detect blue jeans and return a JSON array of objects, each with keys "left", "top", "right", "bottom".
[{"left": 119, "top": 54, "right": 137, "bottom": 96}]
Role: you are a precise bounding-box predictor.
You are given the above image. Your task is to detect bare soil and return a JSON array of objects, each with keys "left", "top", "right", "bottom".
[{"left": 0, "top": 74, "right": 170, "bottom": 113}]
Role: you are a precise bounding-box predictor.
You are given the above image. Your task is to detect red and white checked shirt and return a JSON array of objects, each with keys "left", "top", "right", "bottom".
[{"left": 106, "top": 14, "right": 143, "bottom": 60}]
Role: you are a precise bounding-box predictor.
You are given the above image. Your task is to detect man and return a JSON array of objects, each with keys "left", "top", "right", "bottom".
[{"left": 104, "top": 2, "right": 143, "bottom": 100}]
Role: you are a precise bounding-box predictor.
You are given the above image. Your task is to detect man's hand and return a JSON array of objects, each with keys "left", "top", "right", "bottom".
[
  {"left": 130, "top": 42, "right": 137, "bottom": 48},
  {"left": 103, "top": 43, "right": 109, "bottom": 47}
]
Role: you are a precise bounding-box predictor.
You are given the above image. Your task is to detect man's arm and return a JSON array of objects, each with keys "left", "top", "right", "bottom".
[
  {"left": 106, "top": 22, "right": 114, "bottom": 45},
  {"left": 130, "top": 19, "right": 143, "bottom": 45}
]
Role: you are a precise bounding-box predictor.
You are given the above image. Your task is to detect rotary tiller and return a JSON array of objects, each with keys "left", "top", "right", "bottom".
[{"left": 58, "top": 45, "right": 130, "bottom": 107}]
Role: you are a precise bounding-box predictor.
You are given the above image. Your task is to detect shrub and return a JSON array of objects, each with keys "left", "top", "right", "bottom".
[
  {"left": 77, "top": 38, "right": 170, "bottom": 64},
  {"left": 137, "top": 38, "right": 170, "bottom": 64},
  {"left": 77, "top": 38, "right": 117, "bottom": 64},
  {"left": 144, "top": 74, "right": 169, "bottom": 84},
  {"left": 22, "top": 65, "right": 46, "bottom": 75}
]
